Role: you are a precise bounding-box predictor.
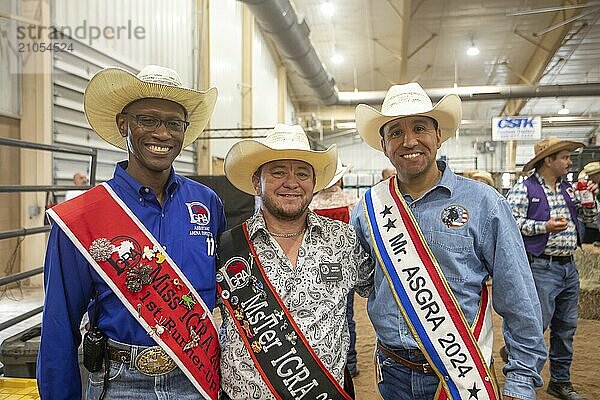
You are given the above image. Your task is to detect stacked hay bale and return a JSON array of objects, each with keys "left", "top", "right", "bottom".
[{"left": 575, "top": 244, "right": 600, "bottom": 320}]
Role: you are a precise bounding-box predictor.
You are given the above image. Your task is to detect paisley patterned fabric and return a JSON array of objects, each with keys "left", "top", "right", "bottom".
[{"left": 219, "top": 210, "right": 374, "bottom": 400}]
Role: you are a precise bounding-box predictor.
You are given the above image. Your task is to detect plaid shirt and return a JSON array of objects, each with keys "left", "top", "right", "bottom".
[{"left": 507, "top": 172, "right": 578, "bottom": 256}]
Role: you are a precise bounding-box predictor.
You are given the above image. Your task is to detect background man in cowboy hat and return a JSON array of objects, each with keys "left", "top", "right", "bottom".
[
  {"left": 37, "top": 65, "right": 225, "bottom": 400},
  {"left": 310, "top": 156, "right": 361, "bottom": 378},
  {"left": 577, "top": 161, "right": 600, "bottom": 244},
  {"left": 507, "top": 137, "right": 598, "bottom": 400},
  {"left": 351, "top": 82, "right": 545, "bottom": 400},
  {"left": 218, "top": 124, "right": 373, "bottom": 399}
]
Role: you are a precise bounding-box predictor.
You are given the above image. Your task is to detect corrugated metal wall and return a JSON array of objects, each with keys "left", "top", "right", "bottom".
[
  {"left": 51, "top": 0, "right": 198, "bottom": 187},
  {"left": 0, "top": 1, "right": 20, "bottom": 117},
  {"left": 209, "top": 0, "right": 243, "bottom": 158}
]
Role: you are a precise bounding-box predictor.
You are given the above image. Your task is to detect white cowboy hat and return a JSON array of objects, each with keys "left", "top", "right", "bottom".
[
  {"left": 84, "top": 65, "right": 217, "bottom": 150},
  {"left": 324, "top": 157, "right": 351, "bottom": 189},
  {"left": 578, "top": 161, "right": 600, "bottom": 179},
  {"left": 471, "top": 170, "right": 494, "bottom": 186},
  {"left": 224, "top": 124, "right": 337, "bottom": 195},
  {"left": 355, "top": 82, "right": 462, "bottom": 150},
  {"left": 522, "top": 136, "right": 584, "bottom": 172}
]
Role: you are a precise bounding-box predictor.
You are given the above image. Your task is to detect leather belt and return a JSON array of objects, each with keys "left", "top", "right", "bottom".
[
  {"left": 106, "top": 344, "right": 177, "bottom": 376},
  {"left": 376, "top": 341, "right": 434, "bottom": 375},
  {"left": 528, "top": 253, "right": 573, "bottom": 265}
]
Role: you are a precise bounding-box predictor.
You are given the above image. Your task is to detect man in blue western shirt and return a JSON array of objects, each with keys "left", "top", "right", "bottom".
[
  {"left": 507, "top": 137, "right": 597, "bottom": 400},
  {"left": 351, "top": 83, "right": 546, "bottom": 400},
  {"left": 37, "top": 65, "right": 226, "bottom": 400}
]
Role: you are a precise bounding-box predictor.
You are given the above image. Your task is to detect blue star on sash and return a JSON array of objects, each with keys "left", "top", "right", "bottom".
[
  {"left": 468, "top": 383, "right": 481, "bottom": 399},
  {"left": 380, "top": 205, "right": 393, "bottom": 217},
  {"left": 383, "top": 218, "right": 397, "bottom": 232}
]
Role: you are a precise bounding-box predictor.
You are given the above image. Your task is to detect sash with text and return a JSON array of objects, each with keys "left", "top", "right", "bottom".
[
  {"left": 47, "top": 183, "right": 220, "bottom": 400},
  {"left": 217, "top": 224, "right": 351, "bottom": 400},
  {"left": 364, "top": 179, "right": 498, "bottom": 400}
]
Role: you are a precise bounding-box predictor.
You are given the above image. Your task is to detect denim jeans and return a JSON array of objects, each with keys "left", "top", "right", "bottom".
[
  {"left": 530, "top": 257, "right": 580, "bottom": 382},
  {"left": 346, "top": 289, "right": 358, "bottom": 373},
  {"left": 86, "top": 339, "right": 207, "bottom": 400},
  {"left": 377, "top": 348, "right": 440, "bottom": 400}
]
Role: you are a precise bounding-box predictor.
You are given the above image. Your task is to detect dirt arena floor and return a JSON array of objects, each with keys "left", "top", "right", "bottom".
[{"left": 351, "top": 295, "right": 600, "bottom": 399}]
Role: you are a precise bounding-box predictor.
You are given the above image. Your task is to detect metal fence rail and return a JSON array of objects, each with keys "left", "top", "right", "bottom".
[{"left": 0, "top": 137, "right": 97, "bottom": 332}]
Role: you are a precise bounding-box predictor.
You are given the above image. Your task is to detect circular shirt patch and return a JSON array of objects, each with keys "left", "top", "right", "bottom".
[{"left": 441, "top": 205, "right": 469, "bottom": 228}]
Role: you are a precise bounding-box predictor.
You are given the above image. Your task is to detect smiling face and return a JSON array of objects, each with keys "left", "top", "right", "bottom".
[
  {"left": 252, "top": 160, "right": 315, "bottom": 222},
  {"left": 116, "top": 98, "right": 187, "bottom": 183},
  {"left": 380, "top": 116, "right": 442, "bottom": 182}
]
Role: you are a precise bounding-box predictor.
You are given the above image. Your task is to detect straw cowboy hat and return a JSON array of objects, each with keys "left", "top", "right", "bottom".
[
  {"left": 324, "top": 157, "right": 351, "bottom": 189},
  {"left": 522, "top": 136, "right": 584, "bottom": 172},
  {"left": 578, "top": 161, "right": 600, "bottom": 180},
  {"left": 224, "top": 124, "right": 337, "bottom": 195},
  {"left": 471, "top": 170, "right": 494, "bottom": 186},
  {"left": 355, "top": 82, "right": 462, "bottom": 150},
  {"left": 84, "top": 65, "right": 217, "bottom": 150}
]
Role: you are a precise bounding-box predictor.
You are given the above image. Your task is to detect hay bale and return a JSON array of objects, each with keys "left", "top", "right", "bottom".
[{"left": 576, "top": 245, "right": 600, "bottom": 320}]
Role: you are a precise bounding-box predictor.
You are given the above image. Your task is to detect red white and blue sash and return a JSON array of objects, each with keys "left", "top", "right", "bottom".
[
  {"left": 47, "top": 183, "right": 220, "bottom": 400},
  {"left": 364, "top": 178, "right": 498, "bottom": 400}
]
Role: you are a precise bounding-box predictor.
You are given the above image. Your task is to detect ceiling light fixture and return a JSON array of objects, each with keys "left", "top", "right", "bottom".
[
  {"left": 321, "top": 1, "right": 334, "bottom": 18},
  {"left": 466, "top": 39, "right": 480, "bottom": 56},
  {"left": 557, "top": 104, "right": 570, "bottom": 115}
]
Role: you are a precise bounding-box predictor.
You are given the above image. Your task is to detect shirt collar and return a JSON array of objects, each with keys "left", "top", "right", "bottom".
[
  {"left": 113, "top": 160, "right": 180, "bottom": 197},
  {"left": 247, "top": 209, "right": 323, "bottom": 239}
]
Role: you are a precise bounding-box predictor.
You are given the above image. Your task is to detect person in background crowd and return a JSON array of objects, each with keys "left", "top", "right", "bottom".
[
  {"left": 64, "top": 171, "right": 89, "bottom": 201},
  {"left": 38, "top": 65, "right": 225, "bottom": 400},
  {"left": 507, "top": 137, "right": 598, "bottom": 400},
  {"left": 218, "top": 124, "right": 374, "bottom": 400},
  {"left": 578, "top": 161, "right": 600, "bottom": 244},
  {"left": 310, "top": 157, "right": 361, "bottom": 377},
  {"left": 352, "top": 82, "right": 545, "bottom": 400},
  {"left": 471, "top": 170, "right": 495, "bottom": 188}
]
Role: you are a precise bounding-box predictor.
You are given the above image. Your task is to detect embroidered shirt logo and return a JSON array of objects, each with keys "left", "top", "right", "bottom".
[
  {"left": 441, "top": 205, "right": 469, "bottom": 228},
  {"left": 186, "top": 202, "right": 211, "bottom": 225}
]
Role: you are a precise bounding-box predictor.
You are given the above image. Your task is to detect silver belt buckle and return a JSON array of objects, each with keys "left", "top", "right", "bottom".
[{"left": 134, "top": 347, "right": 177, "bottom": 376}]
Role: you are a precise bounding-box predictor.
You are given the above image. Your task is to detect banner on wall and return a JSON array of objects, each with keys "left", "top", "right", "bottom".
[{"left": 491, "top": 116, "right": 541, "bottom": 141}]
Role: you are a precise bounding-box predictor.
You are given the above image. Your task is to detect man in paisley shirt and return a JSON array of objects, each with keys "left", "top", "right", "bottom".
[{"left": 218, "top": 124, "right": 374, "bottom": 400}]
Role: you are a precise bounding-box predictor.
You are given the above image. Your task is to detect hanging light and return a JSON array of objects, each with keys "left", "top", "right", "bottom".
[
  {"left": 466, "top": 39, "right": 480, "bottom": 56},
  {"left": 557, "top": 104, "right": 570, "bottom": 115}
]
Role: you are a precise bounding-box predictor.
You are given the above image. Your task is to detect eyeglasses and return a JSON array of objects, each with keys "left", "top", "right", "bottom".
[{"left": 123, "top": 113, "right": 189, "bottom": 133}]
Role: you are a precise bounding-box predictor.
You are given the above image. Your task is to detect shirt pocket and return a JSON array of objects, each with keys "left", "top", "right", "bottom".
[{"left": 424, "top": 231, "right": 475, "bottom": 283}]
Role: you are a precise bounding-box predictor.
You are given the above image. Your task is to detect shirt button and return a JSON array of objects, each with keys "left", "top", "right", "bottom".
[{"left": 144, "top": 187, "right": 150, "bottom": 193}]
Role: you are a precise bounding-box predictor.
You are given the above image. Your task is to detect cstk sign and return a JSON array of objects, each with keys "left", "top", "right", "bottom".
[{"left": 491, "top": 116, "right": 541, "bottom": 141}]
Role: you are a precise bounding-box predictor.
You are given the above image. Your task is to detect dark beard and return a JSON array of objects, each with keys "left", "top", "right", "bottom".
[{"left": 261, "top": 195, "right": 310, "bottom": 221}]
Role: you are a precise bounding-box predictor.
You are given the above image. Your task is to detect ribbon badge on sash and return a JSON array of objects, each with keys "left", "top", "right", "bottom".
[
  {"left": 217, "top": 225, "right": 352, "bottom": 400},
  {"left": 47, "top": 183, "right": 220, "bottom": 400},
  {"left": 364, "top": 178, "right": 499, "bottom": 400}
]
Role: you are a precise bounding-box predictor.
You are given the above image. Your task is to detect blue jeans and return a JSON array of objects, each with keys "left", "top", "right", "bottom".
[
  {"left": 530, "top": 257, "right": 579, "bottom": 382},
  {"left": 377, "top": 348, "right": 440, "bottom": 400},
  {"left": 346, "top": 289, "right": 357, "bottom": 373},
  {"left": 86, "top": 339, "right": 207, "bottom": 400}
]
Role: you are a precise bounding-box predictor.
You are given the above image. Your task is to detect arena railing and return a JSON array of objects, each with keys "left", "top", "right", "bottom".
[{"left": 0, "top": 137, "right": 97, "bottom": 332}]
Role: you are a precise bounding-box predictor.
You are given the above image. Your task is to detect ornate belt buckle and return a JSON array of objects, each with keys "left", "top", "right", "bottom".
[{"left": 134, "top": 347, "right": 177, "bottom": 376}]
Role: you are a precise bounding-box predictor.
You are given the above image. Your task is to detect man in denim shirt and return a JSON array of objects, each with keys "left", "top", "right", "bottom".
[{"left": 351, "top": 83, "right": 545, "bottom": 400}]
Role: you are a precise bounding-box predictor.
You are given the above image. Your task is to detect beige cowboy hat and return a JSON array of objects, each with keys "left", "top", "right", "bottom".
[
  {"left": 224, "top": 124, "right": 337, "bottom": 195},
  {"left": 578, "top": 161, "right": 600, "bottom": 179},
  {"left": 324, "top": 157, "right": 352, "bottom": 189},
  {"left": 84, "top": 65, "right": 217, "bottom": 150},
  {"left": 522, "top": 136, "right": 584, "bottom": 172},
  {"left": 355, "top": 82, "right": 462, "bottom": 150},
  {"left": 471, "top": 170, "right": 494, "bottom": 186}
]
